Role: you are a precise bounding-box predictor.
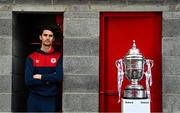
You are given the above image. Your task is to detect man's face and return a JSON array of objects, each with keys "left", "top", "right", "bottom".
[{"left": 39, "top": 30, "right": 54, "bottom": 46}]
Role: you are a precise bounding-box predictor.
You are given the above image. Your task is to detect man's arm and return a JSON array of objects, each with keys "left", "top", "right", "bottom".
[
  {"left": 40, "top": 56, "right": 63, "bottom": 83},
  {"left": 25, "top": 57, "right": 45, "bottom": 86}
]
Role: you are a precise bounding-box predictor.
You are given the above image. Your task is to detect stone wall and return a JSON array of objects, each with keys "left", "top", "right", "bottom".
[
  {"left": 63, "top": 12, "right": 99, "bottom": 112},
  {"left": 0, "top": 0, "right": 179, "bottom": 112},
  {"left": 0, "top": 11, "right": 12, "bottom": 111},
  {"left": 163, "top": 12, "right": 180, "bottom": 113}
]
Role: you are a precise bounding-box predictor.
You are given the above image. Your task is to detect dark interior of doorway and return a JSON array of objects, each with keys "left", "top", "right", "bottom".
[{"left": 12, "top": 12, "right": 63, "bottom": 112}]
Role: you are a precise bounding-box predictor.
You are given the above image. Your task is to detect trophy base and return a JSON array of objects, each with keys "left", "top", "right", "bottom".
[
  {"left": 122, "top": 99, "right": 150, "bottom": 113},
  {"left": 123, "top": 84, "right": 147, "bottom": 99}
]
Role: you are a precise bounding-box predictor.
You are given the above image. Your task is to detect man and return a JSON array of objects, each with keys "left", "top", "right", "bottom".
[{"left": 25, "top": 26, "right": 63, "bottom": 112}]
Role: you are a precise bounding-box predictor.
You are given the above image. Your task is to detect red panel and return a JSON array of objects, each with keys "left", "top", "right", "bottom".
[{"left": 100, "top": 12, "right": 162, "bottom": 112}]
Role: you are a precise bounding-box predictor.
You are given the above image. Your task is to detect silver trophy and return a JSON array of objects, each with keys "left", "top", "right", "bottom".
[{"left": 115, "top": 40, "right": 153, "bottom": 102}]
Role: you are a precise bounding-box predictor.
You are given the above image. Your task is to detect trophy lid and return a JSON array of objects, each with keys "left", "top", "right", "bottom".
[{"left": 124, "top": 40, "right": 144, "bottom": 60}]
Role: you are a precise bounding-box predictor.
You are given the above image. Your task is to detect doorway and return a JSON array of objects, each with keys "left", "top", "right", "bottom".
[
  {"left": 100, "top": 12, "right": 162, "bottom": 112},
  {"left": 12, "top": 12, "right": 63, "bottom": 112}
]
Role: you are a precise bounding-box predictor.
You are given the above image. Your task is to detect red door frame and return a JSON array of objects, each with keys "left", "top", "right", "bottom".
[{"left": 99, "top": 12, "right": 162, "bottom": 112}]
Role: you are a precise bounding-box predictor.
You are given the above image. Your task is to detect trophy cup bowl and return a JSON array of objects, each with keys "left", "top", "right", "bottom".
[
  {"left": 124, "top": 57, "right": 144, "bottom": 80},
  {"left": 123, "top": 41, "right": 147, "bottom": 99}
]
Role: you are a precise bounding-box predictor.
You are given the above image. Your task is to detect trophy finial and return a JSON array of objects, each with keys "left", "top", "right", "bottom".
[
  {"left": 133, "top": 40, "right": 136, "bottom": 49},
  {"left": 128, "top": 40, "right": 140, "bottom": 55}
]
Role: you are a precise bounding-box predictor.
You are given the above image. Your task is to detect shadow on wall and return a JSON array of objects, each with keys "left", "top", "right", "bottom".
[{"left": 12, "top": 12, "right": 63, "bottom": 112}]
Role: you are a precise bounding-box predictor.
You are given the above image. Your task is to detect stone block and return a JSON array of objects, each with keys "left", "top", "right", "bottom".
[
  {"left": 63, "top": 38, "right": 99, "bottom": 56},
  {"left": 0, "top": 0, "right": 13, "bottom": 4},
  {"left": 63, "top": 112, "right": 98, "bottom": 113},
  {"left": 63, "top": 93, "right": 98, "bottom": 112},
  {"left": 163, "top": 75, "right": 180, "bottom": 94},
  {"left": 65, "top": 5, "right": 91, "bottom": 12},
  {"left": 127, "top": 0, "right": 164, "bottom": 4},
  {"left": 63, "top": 56, "right": 99, "bottom": 75},
  {"left": 53, "top": 0, "right": 89, "bottom": 4},
  {"left": 163, "top": 12, "right": 180, "bottom": 19},
  {"left": 64, "top": 12, "right": 99, "bottom": 18},
  {"left": 163, "top": 94, "right": 180, "bottom": 113},
  {"left": 12, "top": 56, "right": 26, "bottom": 75},
  {"left": 0, "top": 19, "right": 12, "bottom": 36},
  {"left": 163, "top": 19, "right": 180, "bottom": 37},
  {"left": 164, "top": 0, "right": 180, "bottom": 5},
  {"left": 15, "top": 0, "right": 51, "bottom": 4},
  {"left": 64, "top": 18, "right": 99, "bottom": 38},
  {"left": 0, "top": 75, "right": 11, "bottom": 93},
  {"left": 90, "top": 0, "right": 126, "bottom": 5},
  {"left": 63, "top": 74, "right": 99, "bottom": 93},
  {"left": 0, "top": 93, "right": 11, "bottom": 112},
  {"left": 0, "top": 38, "right": 12, "bottom": 55},
  {"left": 0, "top": 55, "right": 12, "bottom": 75},
  {"left": 0, "top": 11, "right": 12, "bottom": 19},
  {"left": 162, "top": 38, "right": 180, "bottom": 56},
  {"left": 162, "top": 56, "right": 180, "bottom": 74}
]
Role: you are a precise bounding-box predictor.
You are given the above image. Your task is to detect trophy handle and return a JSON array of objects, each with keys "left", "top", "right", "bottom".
[
  {"left": 145, "top": 59, "right": 153, "bottom": 100},
  {"left": 149, "top": 60, "right": 154, "bottom": 68},
  {"left": 115, "top": 59, "right": 124, "bottom": 103}
]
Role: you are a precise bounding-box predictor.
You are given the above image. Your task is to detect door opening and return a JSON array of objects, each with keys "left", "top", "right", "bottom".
[{"left": 12, "top": 12, "right": 63, "bottom": 112}]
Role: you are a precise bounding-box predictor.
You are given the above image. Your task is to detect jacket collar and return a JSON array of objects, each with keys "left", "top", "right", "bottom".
[{"left": 37, "top": 47, "right": 55, "bottom": 55}]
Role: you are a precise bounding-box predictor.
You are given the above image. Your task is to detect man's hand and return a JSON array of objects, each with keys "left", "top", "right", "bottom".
[{"left": 33, "top": 74, "right": 42, "bottom": 80}]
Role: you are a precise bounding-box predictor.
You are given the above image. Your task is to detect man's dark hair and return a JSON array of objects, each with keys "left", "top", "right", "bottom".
[{"left": 39, "top": 26, "right": 54, "bottom": 36}]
